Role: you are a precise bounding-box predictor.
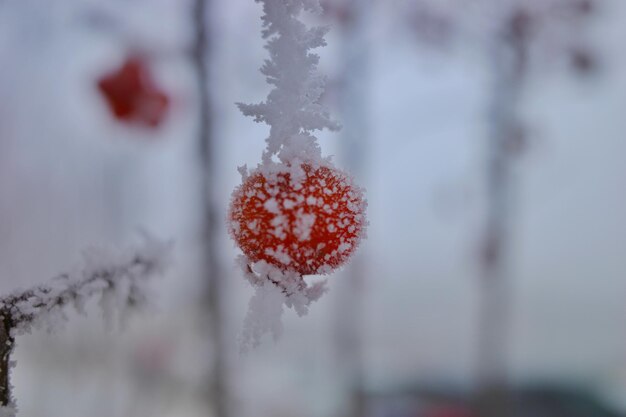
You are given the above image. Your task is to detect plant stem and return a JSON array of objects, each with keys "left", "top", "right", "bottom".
[
  {"left": 476, "top": 9, "right": 528, "bottom": 417},
  {"left": 191, "top": 1, "right": 229, "bottom": 416},
  {"left": 0, "top": 311, "right": 14, "bottom": 408}
]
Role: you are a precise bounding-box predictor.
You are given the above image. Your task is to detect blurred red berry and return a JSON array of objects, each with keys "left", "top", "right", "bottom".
[
  {"left": 229, "top": 164, "right": 367, "bottom": 276},
  {"left": 97, "top": 56, "right": 169, "bottom": 128}
]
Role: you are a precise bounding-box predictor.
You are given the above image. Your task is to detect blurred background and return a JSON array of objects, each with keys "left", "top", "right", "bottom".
[{"left": 0, "top": 0, "right": 625, "bottom": 416}]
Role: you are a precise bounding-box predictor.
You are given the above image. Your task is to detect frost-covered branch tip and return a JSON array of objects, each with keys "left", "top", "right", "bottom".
[
  {"left": 0, "top": 235, "right": 172, "bottom": 415},
  {"left": 237, "top": 255, "right": 327, "bottom": 350},
  {"left": 0, "top": 235, "right": 173, "bottom": 338},
  {"left": 237, "top": 0, "right": 340, "bottom": 165}
]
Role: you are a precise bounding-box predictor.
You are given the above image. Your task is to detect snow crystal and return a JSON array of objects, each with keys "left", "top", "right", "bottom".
[
  {"left": 237, "top": 164, "right": 249, "bottom": 181},
  {"left": 264, "top": 246, "right": 292, "bottom": 265},
  {"left": 0, "top": 234, "right": 172, "bottom": 414},
  {"left": 247, "top": 220, "right": 259, "bottom": 234},
  {"left": 283, "top": 199, "right": 295, "bottom": 209},
  {"left": 237, "top": 0, "right": 339, "bottom": 166},
  {"left": 237, "top": 255, "right": 327, "bottom": 351},
  {"left": 263, "top": 197, "right": 279, "bottom": 214},
  {"left": 269, "top": 214, "right": 287, "bottom": 240},
  {"left": 0, "top": 234, "right": 172, "bottom": 338},
  {"left": 338, "top": 242, "right": 351, "bottom": 253},
  {"left": 241, "top": 282, "right": 285, "bottom": 350},
  {"left": 293, "top": 210, "right": 316, "bottom": 241}
]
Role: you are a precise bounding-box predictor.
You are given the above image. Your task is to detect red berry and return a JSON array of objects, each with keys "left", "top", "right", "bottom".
[
  {"left": 97, "top": 56, "right": 169, "bottom": 128},
  {"left": 229, "top": 164, "right": 367, "bottom": 275}
]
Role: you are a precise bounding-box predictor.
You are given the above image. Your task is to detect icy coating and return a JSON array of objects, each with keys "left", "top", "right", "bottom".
[
  {"left": 232, "top": 0, "right": 367, "bottom": 348},
  {"left": 237, "top": 0, "right": 339, "bottom": 166},
  {"left": 229, "top": 164, "right": 367, "bottom": 275},
  {"left": 0, "top": 235, "right": 172, "bottom": 337},
  {"left": 0, "top": 235, "right": 172, "bottom": 414}
]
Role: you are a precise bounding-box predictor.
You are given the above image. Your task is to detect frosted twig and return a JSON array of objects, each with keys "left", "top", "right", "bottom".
[
  {"left": 0, "top": 237, "right": 171, "bottom": 336},
  {"left": 237, "top": 255, "right": 327, "bottom": 350},
  {"left": 237, "top": 0, "right": 339, "bottom": 165},
  {"left": 0, "top": 235, "right": 172, "bottom": 413}
]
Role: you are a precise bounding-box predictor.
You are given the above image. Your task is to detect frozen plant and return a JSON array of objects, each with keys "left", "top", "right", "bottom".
[
  {"left": 0, "top": 234, "right": 172, "bottom": 416},
  {"left": 237, "top": 0, "right": 340, "bottom": 166},
  {"left": 230, "top": 0, "right": 367, "bottom": 349}
]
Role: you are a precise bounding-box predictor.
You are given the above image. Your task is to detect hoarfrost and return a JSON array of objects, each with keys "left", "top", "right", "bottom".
[
  {"left": 0, "top": 234, "right": 173, "bottom": 338},
  {"left": 293, "top": 211, "right": 316, "bottom": 241},
  {"left": 237, "top": 255, "right": 327, "bottom": 351},
  {"left": 237, "top": 164, "right": 249, "bottom": 181},
  {"left": 263, "top": 198, "right": 280, "bottom": 214},
  {"left": 236, "top": 0, "right": 339, "bottom": 166},
  {"left": 0, "top": 234, "right": 172, "bottom": 413},
  {"left": 241, "top": 282, "right": 285, "bottom": 350},
  {"left": 264, "top": 246, "right": 292, "bottom": 265}
]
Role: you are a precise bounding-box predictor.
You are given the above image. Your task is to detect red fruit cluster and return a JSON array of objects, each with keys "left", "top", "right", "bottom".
[
  {"left": 229, "top": 164, "right": 367, "bottom": 275},
  {"left": 97, "top": 56, "right": 169, "bottom": 128}
]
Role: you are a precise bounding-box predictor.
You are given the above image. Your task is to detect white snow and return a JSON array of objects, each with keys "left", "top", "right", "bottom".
[
  {"left": 229, "top": 162, "right": 368, "bottom": 276},
  {"left": 293, "top": 211, "right": 316, "bottom": 241},
  {"left": 263, "top": 198, "right": 280, "bottom": 214},
  {"left": 337, "top": 242, "right": 351, "bottom": 253},
  {"left": 247, "top": 220, "right": 259, "bottom": 234},
  {"left": 264, "top": 246, "right": 292, "bottom": 265},
  {"left": 282, "top": 199, "right": 295, "bottom": 209},
  {"left": 241, "top": 281, "right": 286, "bottom": 350},
  {"left": 237, "top": 255, "right": 328, "bottom": 351},
  {"left": 236, "top": 0, "right": 339, "bottom": 166},
  {"left": 0, "top": 234, "right": 172, "bottom": 338}
]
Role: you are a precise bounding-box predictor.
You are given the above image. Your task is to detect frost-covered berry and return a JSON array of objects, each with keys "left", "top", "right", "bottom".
[{"left": 229, "top": 164, "right": 367, "bottom": 275}]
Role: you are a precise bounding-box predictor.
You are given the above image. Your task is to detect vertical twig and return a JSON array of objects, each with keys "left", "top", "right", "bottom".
[
  {"left": 191, "top": 0, "right": 229, "bottom": 416},
  {"left": 476, "top": 8, "right": 529, "bottom": 417},
  {"left": 334, "top": 0, "right": 370, "bottom": 416},
  {"left": 0, "top": 311, "right": 14, "bottom": 408}
]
